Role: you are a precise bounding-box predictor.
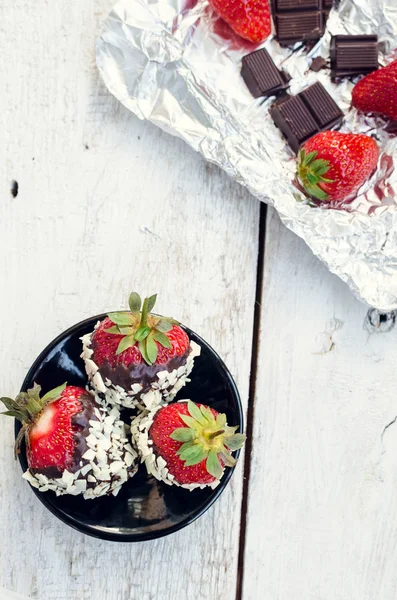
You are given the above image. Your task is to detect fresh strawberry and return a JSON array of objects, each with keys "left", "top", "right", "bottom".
[
  {"left": 297, "top": 131, "right": 379, "bottom": 203},
  {"left": 92, "top": 292, "right": 189, "bottom": 369},
  {"left": 147, "top": 401, "right": 246, "bottom": 486},
  {"left": 1, "top": 383, "right": 92, "bottom": 473},
  {"left": 352, "top": 60, "right": 397, "bottom": 121},
  {"left": 208, "top": 0, "right": 272, "bottom": 44}
]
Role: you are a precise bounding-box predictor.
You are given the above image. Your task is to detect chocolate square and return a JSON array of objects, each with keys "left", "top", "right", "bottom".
[
  {"left": 275, "top": 0, "right": 320, "bottom": 10},
  {"left": 270, "top": 96, "right": 319, "bottom": 153},
  {"left": 275, "top": 11, "right": 324, "bottom": 45},
  {"left": 299, "top": 82, "right": 344, "bottom": 129},
  {"left": 272, "top": 0, "right": 333, "bottom": 46},
  {"left": 241, "top": 48, "right": 290, "bottom": 98},
  {"left": 269, "top": 82, "right": 344, "bottom": 153},
  {"left": 330, "top": 35, "right": 379, "bottom": 79}
]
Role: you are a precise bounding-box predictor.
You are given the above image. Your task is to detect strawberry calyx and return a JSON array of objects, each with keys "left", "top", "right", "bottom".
[
  {"left": 170, "top": 401, "right": 246, "bottom": 480},
  {"left": 297, "top": 149, "right": 334, "bottom": 201},
  {"left": 0, "top": 382, "right": 67, "bottom": 456},
  {"left": 106, "top": 292, "right": 180, "bottom": 366}
]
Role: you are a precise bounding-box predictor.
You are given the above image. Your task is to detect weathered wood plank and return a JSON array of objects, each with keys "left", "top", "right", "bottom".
[
  {"left": 242, "top": 208, "right": 397, "bottom": 600},
  {"left": 0, "top": 2, "right": 259, "bottom": 599}
]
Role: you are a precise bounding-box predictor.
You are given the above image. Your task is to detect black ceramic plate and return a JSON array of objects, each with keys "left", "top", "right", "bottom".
[{"left": 15, "top": 315, "right": 243, "bottom": 542}]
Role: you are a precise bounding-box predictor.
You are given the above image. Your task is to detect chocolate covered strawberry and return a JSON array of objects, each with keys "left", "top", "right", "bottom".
[
  {"left": 136, "top": 401, "right": 246, "bottom": 489},
  {"left": 1, "top": 383, "right": 137, "bottom": 498},
  {"left": 352, "top": 60, "right": 397, "bottom": 121},
  {"left": 297, "top": 131, "right": 379, "bottom": 203},
  {"left": 209, "top": 0, "right": 272, "bottom": 44},
  {"left": 81, "top": 292, "right": 201, "bottom": 411}
]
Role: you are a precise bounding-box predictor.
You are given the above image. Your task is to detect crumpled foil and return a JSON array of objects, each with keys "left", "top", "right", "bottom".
[{"left": 96, "top": 0, "right": 397, "bottom": 309}]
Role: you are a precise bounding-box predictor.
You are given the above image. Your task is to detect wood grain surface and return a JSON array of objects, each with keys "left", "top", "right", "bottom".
[
  {"left": 0, "top": 2, "right": 259, "bottom": 599},
  {"left": 242, "top": 209, "right": 397, "bottom": 600},
  {"left": 2, "top": 2, "right": 397, "bottom": 600}
]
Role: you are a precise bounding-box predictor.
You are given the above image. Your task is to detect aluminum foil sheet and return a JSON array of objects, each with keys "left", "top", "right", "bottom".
[{"left": 96, "top": 0, "right": 397, "bottom": 309}]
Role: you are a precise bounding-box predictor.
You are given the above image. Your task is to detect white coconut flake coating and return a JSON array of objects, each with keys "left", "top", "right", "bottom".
[
  {"left": 135, "top": 401, "right": 222, "bottom": 491},
  {"left": 23, "top": 404, "right": 139, "bottom": 499},
  {"left": 80, "top": 323, "right": 201, "bottom": 410}
]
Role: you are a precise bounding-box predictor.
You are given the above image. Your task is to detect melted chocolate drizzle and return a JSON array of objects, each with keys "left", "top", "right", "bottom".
[{"left": 92, "top": 342, "right": 189, "bottom": 393}]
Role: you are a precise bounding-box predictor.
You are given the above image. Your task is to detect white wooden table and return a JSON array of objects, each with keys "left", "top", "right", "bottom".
[{"left": 1, "top": 3, "right": 397, "bottom": 599}]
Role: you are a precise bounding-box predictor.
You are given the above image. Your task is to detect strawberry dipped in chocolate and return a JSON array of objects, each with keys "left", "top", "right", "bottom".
[
  {"left": 81, "top": 292, "right": 201, "bottom": 411},
  {"left": 1, "top": 383, "right": 138, "bottom": 498},
  {"left": 135, "top": 400, "right": 246, "bottom": 490}
]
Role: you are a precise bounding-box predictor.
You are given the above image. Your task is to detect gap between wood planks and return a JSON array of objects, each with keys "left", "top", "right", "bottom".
[{"left": 236, "top": 202, "right": 267, "bottom": 600}]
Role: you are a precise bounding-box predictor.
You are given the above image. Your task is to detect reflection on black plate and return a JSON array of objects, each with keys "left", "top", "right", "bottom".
[{"left": 15, "top": 315, "right": 243, "bottom": 542}]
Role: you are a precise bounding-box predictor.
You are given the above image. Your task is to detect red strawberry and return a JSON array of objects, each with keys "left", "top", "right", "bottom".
[
  {"left": 352, "top": 60, "right": 397, "bottom": 121},
  {"left": 1, "top": 383, "right": 93, "bottom": 473},
  {"left": 208, "top": 0, "right": 272, "bottom": 44},
  {"left": 147, "top": 401, "right": 246, "bottom": 486},
  {"left": 91, "top": 292, "right": 189, "bottom": 385},
  {"left": 297, "top": 131, "right": 379, "bottom": 203}
]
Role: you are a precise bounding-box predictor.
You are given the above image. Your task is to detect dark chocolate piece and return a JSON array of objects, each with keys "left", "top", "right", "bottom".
[
  {"left": 330, "top": 35, "right": 378, "bottom": 80},
  {"left": 270, "top": 96, "right": 319, "bottom": 153},
  {"left": 241, "top": 48, "right": 290, "bottom": 98},
  {"left": 272, "top": 0, "right": 333, "bottom": 46},
  {"left": 269, "top": 81, "right": 344, "bottom": 153},
  {"left": 310, "top": 56, "right": 328, "bottom": 72},
  {"left": 299, "top": 82, "right": 344, "bottom": 129}
]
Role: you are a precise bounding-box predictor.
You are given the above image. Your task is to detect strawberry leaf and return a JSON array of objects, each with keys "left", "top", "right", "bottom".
[
  {"left": 28, "top": 383, "right": 41, "bottom": 402},
  {"left": 306, "top": 173, "right": 318, "bottom": 185},
  {"left": 170, "top": 427, "right": 196, "bottom": 442},
  {"left": 216, "top": 413, "right": 227, "bottom": 428},
  {"left": 180, "top": 444, "right": 207, "bottom": 466},
  {"left": 303, "top": 150, "right": 318, "bottom": 166},
  {"left": 155, "top": 319, "right": 173, "bottom": 333},
  {"left": 116, "top": 335, "right": 136, "bottom": 355},
  {"left": 180, "top": 414, "right": 200, "bottom": 429},
  {"left": 176, "top": 441, "right": 193, "bottom": 455},
  {"left": 200, "top": 405, "right": 216, "bottom": 425},
  {"left": 27, "top": 399, "right": 42, "bottom": 415},
  {"left": 219, "top": 449, "right": 236, "bottom": 467},
  {"left": 15, "top": 392, "right": 28, "bottom": 404},
  {"left": 42, "top": 383, "right": 67, "bottom": 404},
  {"left": 188, "top": 401, "right": 208, "bottom": 426},
  {"left": 1, "top": 410, "right": 26, "bottom": 422},
  {"left": 146, "top": 334, "right": 158, "bottom": 365},
  {"left": 206, "top": 450, "right": 223, "bottom": 479},
  {"left": 0, "top": 397, "right": 17, "bottom": 411},
  {"left": 119, "top": 326, "right": 137, "bottom": 336},
  {"left": 224, "top": 433, "right": 246, "bottom": 451},
  {"left": 134, "top": 326, "right": 151, "bottom": 342},
  {"left": 108, "top": 312, "right": 134, "bottom": 327},
  {"left": 152, "top": 330, "right": 172, "bottom": 349},
  {"left": 306, "top": 184, "right": 329, "bottom": 201},
  {"left": 104, "top": 326, "right": 121, "bottom": 335},
  {"left": 146, "top": 294, "right": 157, "bottom": 313},
  {"left": 129, "top": 292, "right": 142, "bottom": 315},
  {"left": 139, "top": 340, "right": 150, "bottom": 364},
  {"left": 311, "top": 160, "right": 330, "bottom": 176}
]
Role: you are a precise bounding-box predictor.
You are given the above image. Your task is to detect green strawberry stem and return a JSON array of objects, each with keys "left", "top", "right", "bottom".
[
  {"left": 208, "top": 430, "right": 225, "bottom": 440},
  {"left": 297, "top": 149, "right": 334, "bottom": 201},
  {"left": 170, "top": 401, "right": 246, "bottom": 480},
  {"left": 106, "top": 291, "right": 180, "bottom": 365}
]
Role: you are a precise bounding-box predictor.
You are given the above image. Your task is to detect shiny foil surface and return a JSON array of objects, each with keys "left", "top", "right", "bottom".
[{"left": 97, "top": 0, "right": 397, "bottom": 309}]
